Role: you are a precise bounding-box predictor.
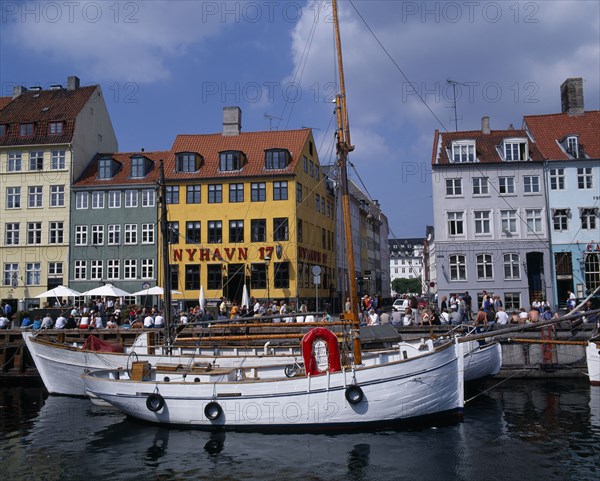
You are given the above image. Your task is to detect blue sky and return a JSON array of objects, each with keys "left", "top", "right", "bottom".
[{"left": 2, "top": 0, "right": 599, "bottom": 238}]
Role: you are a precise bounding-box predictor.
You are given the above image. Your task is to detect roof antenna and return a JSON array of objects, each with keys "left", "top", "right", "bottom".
[
  {"left": 447, "top": 79, "right": 468, "bottom": 131},
  {"left": 264, "top": 113, "right": 283, "bottom": 131}
]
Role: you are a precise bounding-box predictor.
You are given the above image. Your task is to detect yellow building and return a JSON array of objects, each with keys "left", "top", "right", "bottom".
[{"left": 162, "top": 107, "right": 335, "bottom": 310}]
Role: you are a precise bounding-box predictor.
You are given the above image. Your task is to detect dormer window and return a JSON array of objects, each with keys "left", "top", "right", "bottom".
[
  {"left": 98, "top": 157, "right": 117, "bottom": 179},
  {"left": 450, "top": 141, "right": 475, "bottom": 163},
  {"left": 265, "top": 149, "right": 290, "bottom": 169},
  {"left": 48, "top": 121, "right": 63, "bottom": 135},
  {"left": 19, "top": 123, "right": 34, "bottom": 137},
  {"left": 0, "top": 124, "right": 6, "bottom": 137},
  {"left": 176, "top": 152, "right": 200, "bottom": 173},
  {"left": 561, "top": 135, "right": 582, "bottom": 158},
  {"left": 130, "top": 156, "right": 150, "bottom": 178},
  {"left": 503, "top": 138, "right": 528, "bottom": 161},
  {"left": 219, "top": 151, "right": 244, "bottom": 171}
]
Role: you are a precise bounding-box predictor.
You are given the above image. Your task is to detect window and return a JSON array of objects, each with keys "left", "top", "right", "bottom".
[
  {"left": 76, "top": 192, "right": 88, "bottom": 209},
  {"left": 207, "top": 264, "right": 222, "bottom": 290},
  {"left": 142, "top": 189, "right": 155, "bottom": 207},
  {"left": 523, "top": 175, "right": 540, "bottom": 193},
  {"left": 91, "top": 191, "right": 104, "bottom": 209},
  {"left": 273, "top": 181, "right": 288, "bottom": 200},
  {"left": 98, "top": 158, "right": 112, "bottom": 179},
  {"left": 124, "top": 259, "right": 137, "bottom": 279},
  {"left": 0, "top": 124, "right": 6, "bottom": 137},
  {"left": 187, "top": 185, "right": 201, "bottom": 204},
  {"left": 251, "top": 263, "right": 267, "bottom": 289},
  {"left": 141, "top": 259, "right": 154, "bottom": 279},
  {"left": 75, "top": 225, "right": 88, "bottom": 245},
  {"left": 297, "top": 219, "right": 303, "bottom": 243},
  {"left": 170, "top": 264, "right": 179, "bottom": 290},
  {"left": 251, "top": 183, "right": 266, "bottom": 202},
  {"left": 273, "top": 261, "right": 290, "bottom": 288},
  {"left": 251, "top": 219, "right": 266, "bottom": 242},
  {"left": 503, "top": 253, "right": 520, "bottom": 280},
  {"left": 29, "top": 151, "right": 43, "bottom": 170},
  {"left": 108, "top": 224, "right": 121, "bottom": 244},
  {"left": 130, "top": 157, "right": 145, "bottom": 178},
  {"left": 525, "top": 209, "right": 543, "bottom": 234},
  {"left": 451, "top": 142, "right": 475, "bottom": 163},
  {"left": 168, "top": 222, "right": 179, "bottom": 244},
  {"left": 504, "top": 292, "right": 521, "bottom": 311},
  {"left": 500, "top": 210, "right": 518, "bottom": 235},
  {"left": 564, "top": 136, "right": 580, "bottom": 157},
  {"left": 108, "top": 191, "right": 121, "bottom": 208},
  {"left": 107, "top": 260, "right": 120, "bottom": 280},
  {"left": 49, "top": 221, "right": 64, "bottom": 244},
  {"left": 229, "top": 220, "right": 244, "bottom": 243},
  {"left": 176, "top": 153, "right": 199, "bottom": 172},
  {"left": 208, "top": 221, "right": 222, "bottom": 243},
  {"left": 229, "top": 183, "right": 244, "bottom": 203},
  {"left": 48, "top": 262, "right": 63, "bottom": 280},
  {"left": 124, "top": 224, "right": 137, "bottom": 244},
  {"left": 28, "top": 186, "right": 43, "bottom": 208},
  {"left": 51, "top": 150, "right": 66, "bottom": 170},
  {"left": 504, "top": 140, "right": 527, "bottom": 161},
  {"left": 208, "top": 184, "right": 222, "bottom": 203},
  {"left": 309, "top": 160, "right": 314, "bottom": 177},
  {"left": 91, "top": 225, "right": 104, "bottom": 245},
  {"left": 315, "top": 194, "right": 320, "bottom": 211},
  {"left": 24, "top": 262, "right": 40, "bottom": 286},
  {"left": 3, "top": 264, "right": 19, "bottom": 286},
  {"left": 581, "top": 208, "right": 598, "bottom": 230},
  {"left": 219, "top": 151, "right": 242, "bottom": 171},
  {"left": 142, "top": 224, "right": 155, "bottom": 244},
  {"left": 265, "top": 150, "right": 289, "bottom": 169},
  {"left": 585, "top": 254, "right": 600, "bottom": 292},
  {"left": 5, "top": 223, "right": 19, "bottom": 245},
  {"left": 166, "top": 186, "right": 180, "bottom": 204},
  {"left": 19, "top": 123, "right": 34, "bottom": 136},
  {"left": 48, "top": 121, "right": 63, "bottom": 135},
  {"left": 472, "top": 177, "right": 488, "bottom": 195},
  {"left": 474, "top": 210, "right": 491, "bottom": 235},
  {"left": 447, "top": 212, "right": 464, "bottom": 236},
  {"left": 303, "top": 156, "right": 308, "bottom": 172},
  {"left": 8, "top": 152, "right": 24, "bottom": 173},
  {"left": 124, "top": 190, "right": 137, "bottom": 208},
  {"left": 186, "top": 221, "right": 201, "bottom": 244},
  {"left": 499, "top": 177, "right": 515, "bottom": 194},
  {"left": 449, "top": 254, "right": 466, "bottom": 281},
  {"left": 90, "top": 260, "right": 103, "bottom": 280},
  {"left": 445, "top": 178, "right": 462, "bottom": 196},
  {"left": 50, "top": 185, "right": 65, "bottom": 207},
  {"left": 553, "top": 209, "right": 569, "bottom": 231},
  {"left": 6, "top": 187, "right": 21, "bottom": 208},
  {"left": 74, "top": 260, "right": 87, "bottom": 280},
  {"left": 27, "top": 222, "right": 42, "bottom": 244},
  {"left": 476, "top": 254, "right": 493, "bottom": 280},
  {"left": 550, "top": 168, "right": 565, "bottom": 190},
  {"left": 273, "top": 218, "right": 289, "bottom": 241},
  {"left": 577, "top": 167, "right": 593, "bottom": 189},
  {"left": 315, "top": 165, "right": 320, "bottom": 180},
  {"left": 296, "top": 183, "right": 303, "bottom": 203}
]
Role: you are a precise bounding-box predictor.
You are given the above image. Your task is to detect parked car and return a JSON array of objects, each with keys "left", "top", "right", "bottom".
[{"left": 392, "top": 299, "right": 405, "bottom": 313}]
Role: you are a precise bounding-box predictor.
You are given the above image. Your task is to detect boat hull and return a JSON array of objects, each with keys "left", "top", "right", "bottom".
[
  {"left": 587, "top": 340, "right": 600, "bottom": 386},
  {"left": 463, "top": 341, "right": 502, "bottom": 382},
  {"left": 83, "top": 341, "right": 464, "bottom": 431}
]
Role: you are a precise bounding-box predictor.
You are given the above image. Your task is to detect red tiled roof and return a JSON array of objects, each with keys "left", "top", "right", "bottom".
[
  {"left": 0, "top": 97, "right": 11, "bottom": 111},
  {"left": 433, "top": 129, "right": 545, "bottom": 165},
  {"left": 0, "top": 86, "right": 97, "bottom": 146},
  {"left": 524, "top": 110, "right": 600, "bottom": 160},
  {"left": 166, "top": 129, "right": 312, "bottom": 179},
  {"left": 75, "top": 151, "right": 169, "bottom": 186}
]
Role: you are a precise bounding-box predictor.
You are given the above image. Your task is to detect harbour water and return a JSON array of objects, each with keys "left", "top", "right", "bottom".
[{"left": 1, "top": 380, "right": 599, "bottom": 481}]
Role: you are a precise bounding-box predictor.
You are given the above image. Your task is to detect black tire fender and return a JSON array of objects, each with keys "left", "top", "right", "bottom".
[
  {"left": 204, "top": 401, "right": 223, "bottom": 420},
  {"left": 345, "top": 385, "right": 364, "bottom": 405},
  {"left": 146, "top": 393, "right": 165, "bottom": 412}
]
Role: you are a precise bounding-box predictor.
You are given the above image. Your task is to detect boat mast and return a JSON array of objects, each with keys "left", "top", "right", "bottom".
[
  {"left": 332, "top": 0, "right": 361, "bottom": 365},
  {"left": 159, "top": 161, "right": 173, "bottom": 349}
]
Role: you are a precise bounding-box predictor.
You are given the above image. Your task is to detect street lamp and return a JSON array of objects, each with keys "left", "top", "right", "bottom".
[{"left": 264, "top": 254, "right": 271, "bottom": 305}]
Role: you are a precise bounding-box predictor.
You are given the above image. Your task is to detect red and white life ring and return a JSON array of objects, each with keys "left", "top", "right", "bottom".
[{"left": 301, "top": 327, "right": 342, "bottom": 376}]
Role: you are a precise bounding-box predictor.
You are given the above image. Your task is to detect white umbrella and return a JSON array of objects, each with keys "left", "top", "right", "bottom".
[
  {"left": 241, "top": 284, "right": 250, "bottom": 310},
  {"left": 130, "top": 286, "right": 182, "bottom": 296},
  {"left": 83, "top": 284, "right": 132, "bottom": 297},
  {"left": 199, "top": 285, "right": 206, "bottom": 313},
  {"left": 35, "top": 285, "right": 83, "bottom": 298}
]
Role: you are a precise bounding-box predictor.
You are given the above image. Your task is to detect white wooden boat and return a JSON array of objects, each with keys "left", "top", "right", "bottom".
[
  {"left": 82, "top": 328, "right": 465, "bottom": 431},
  {"left": 462, "top": 340, "right": 502, "bottom": 382},
  {"left": 587, "top": 337, "right": 600, "bottom": 386}
]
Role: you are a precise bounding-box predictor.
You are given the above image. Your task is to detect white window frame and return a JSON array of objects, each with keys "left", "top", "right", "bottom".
[
  {"left": 525, "top": 209, "right": 543, "bottom": 234},
  {"left": 500, "top": 210, "right": 518, "bottom": 235},
  {"left": 142, "top": 224, "right": 155, "bottom": 244},
  {"left": 29, "top": 151, "right": 44, "bottom": 171},
  {"left": 124, "top": 224, "right": 137, "bottom": 244},
  {"left": 75, "top": 225, "right": 88, "bottom": 246},
  {"left": 549, "top": 168, "right": 565, "bottom": 190},
  {"left": 107, "top": 259, "right": 120, "bottom": 280},
  {"left": 27, "top": 222, "right": 42, "bottom": 244},
  {"left": 74, "top": 260, "right": 87, "bottom": 280},
  {"left": 499, "top": 176, "right": 515, "bottom": 195},
  {"left": 472, "top": 177, "right": 489, "bottom": 196},
  {"left": 503, "top": 253, "right": 521, "bottom": 280},
  {"left": 108, "top": 190, "right": 121, "bottom": 208},
  {"left": 523, "top": 175, "right": 540, "bottom": 194},
  {"left": 50, "top": 185, "right": 65, "bottom": 207},
  {"left": 28, "top": 186, "right": 43, "bottom": 208},
  {"left": 577, "top": 167, "right": 593, "bottom": 190},
  {"left": 8, "top": 152, "right": 22, "bottom": 172},
  {"left": 124, "top": 189, "right": 138, "bottom": 208},
  {"left": 49, "top": 221, "right": 64, "bottom": 244},
  {"left": 5, "top": 223, "right": 19, "bottom": 245},
  {"left": 91, "top": 225, "right": 104, "bottom": 246},
  {"left": 474, "top": 210, "right": 491, "bottom": 235},
  {"left": 51, "top": 150, "right": 66, "bottom": 170},
  {"left": 25, "top": 262, "right": 41, "bottom": 286},
  {"left": 6, "top": 187, "right": 21, "bottom": 209},
  {"left": 141, "top": 259, "right": 154, "bottom": 279},
  {"left": 90, "top": 260, "right": 103, "bottom": 281},
  {"left": 107, "top": 224, "right": 121, "bottom": 245},
  {"left": 451, "top": 141, "right": 475, "bottom": 163},
  {"left": 124, "top": 259, "right": 137, "bottom": 279},
  {"left": 91, "top": 191, "right": 104, "bottom": 209},
  {"left": 581, "top": 208, "right": 598, "bottom": 230},
  {"left": 449, "top": 254, "right": 467, "bottom": 281},
  {"left": 76, "top": 192, "right": 88, "bottom": 209},
  {"left": 503, "top": 139, "right": 527, "bottom": 161},
  {"left": 553, "top": 209, "right": 569, "bottom": 232},
  {"left": 447, "top": 211, "right": 465, "bottom": 236},
  {"left": 142, "top": 189, "right": 155, "bottom": 207},
  {"left": 445, "top": 178, "right": 462, "bottom": 197}
]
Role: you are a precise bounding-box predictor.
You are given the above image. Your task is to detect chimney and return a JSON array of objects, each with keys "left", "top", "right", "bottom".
[
  {"left": 560, "top": 77, "right": 584, "bottom": 115},
  {"left": 12, "top": 85, "right": 27, "bottom": 99},
  {"left": 67, "top": 75, "right": 80, "bottom": 91},
  {"left": 481, "top": 116, "right": 490, "bottom": 134},
  {"left": 223, "top": 106, "right": 242, "bottom": 136}
]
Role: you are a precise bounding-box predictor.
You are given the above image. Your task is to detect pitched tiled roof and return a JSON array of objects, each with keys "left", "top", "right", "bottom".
[
  {"left": 75, "top": 151, "right": 169, "bottom": 187},
  {"left": 166, "top": 129, "right": 312, "bottom": 179},
  {"left": 0, "top": 86, "right": 97, "bottom": 146},
  {"left": 433, "top": 129, "right": 545, "bottom": 165},
  {"left": 0, "top": 97, "right": 11, "bottom": 111},
  {"left": 524, "top": 110, "right": 600, "bottom": 160}
]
